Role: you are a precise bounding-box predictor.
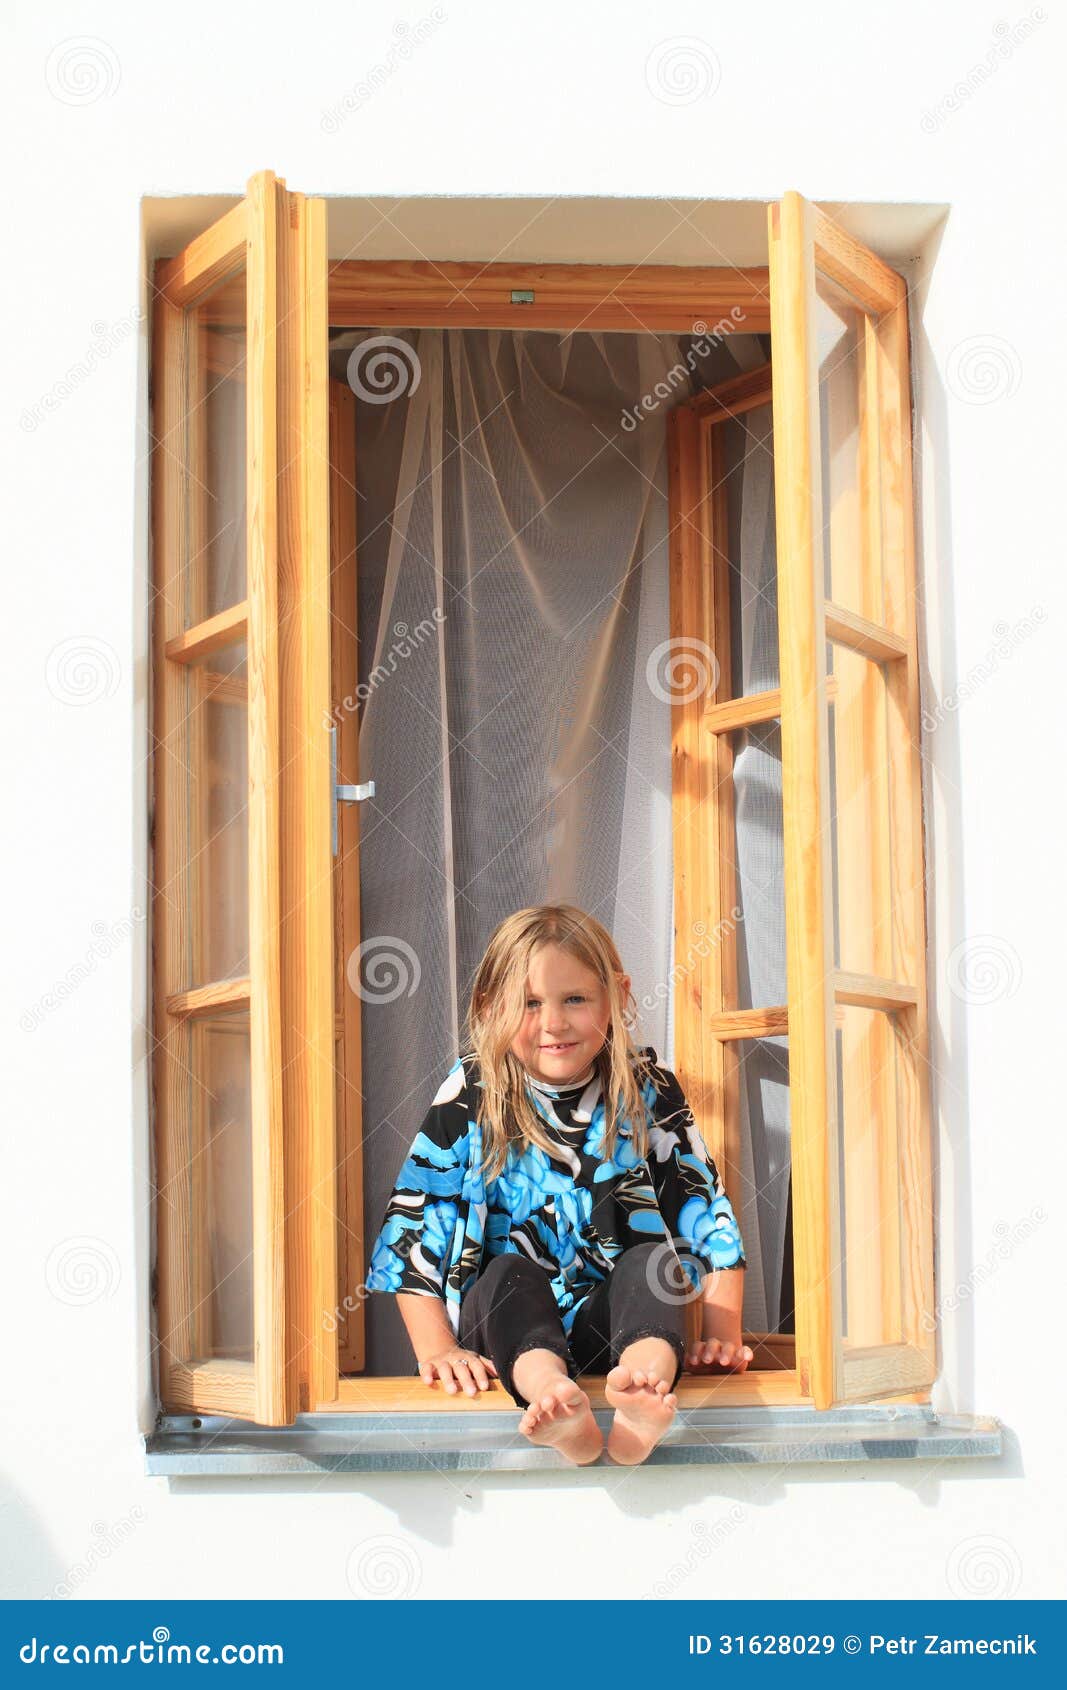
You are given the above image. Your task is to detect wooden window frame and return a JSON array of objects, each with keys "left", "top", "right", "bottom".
[{"left": 150, "top": 178, "right": 935, "bottom": 1424}]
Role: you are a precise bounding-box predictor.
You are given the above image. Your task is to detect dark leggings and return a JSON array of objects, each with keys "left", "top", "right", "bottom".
[{"left": 458, "top": 1242, "right": 690, "bottom": 1408}]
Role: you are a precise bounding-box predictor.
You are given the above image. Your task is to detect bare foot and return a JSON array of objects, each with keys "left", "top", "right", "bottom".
[
  {"left": 604, "top": 1363, "right": 678, "bottom": 1465},
  {"left": 517, "top": 1375, "right": 604, "bottom": 1466}
]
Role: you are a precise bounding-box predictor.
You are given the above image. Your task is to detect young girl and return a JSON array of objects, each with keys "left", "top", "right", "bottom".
[{"left": 366, "top": 904, "right": 752, "bottom": 1466}]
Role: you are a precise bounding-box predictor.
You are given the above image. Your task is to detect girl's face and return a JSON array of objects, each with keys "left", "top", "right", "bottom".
[{"left": 509, "top": 943, "right": 630, "bottom": 1087}]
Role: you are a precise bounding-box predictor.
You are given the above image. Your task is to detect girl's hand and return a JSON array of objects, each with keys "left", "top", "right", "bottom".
[
  {"left": 685, "top": 1337, "right": 754, "bottom": 1374},
  {"left": 418, "top": 1345, "right": 499, "bottom": 1397}
]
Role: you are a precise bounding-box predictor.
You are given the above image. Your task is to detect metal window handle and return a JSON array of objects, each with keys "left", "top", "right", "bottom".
[{"left": 330, "top": 724, "right": 375, "bottom": 855}]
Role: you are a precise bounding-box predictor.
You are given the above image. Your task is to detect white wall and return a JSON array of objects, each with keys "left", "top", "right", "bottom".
[{"left": 4, "top": 0, "right": 1064, "bottom": 1602}]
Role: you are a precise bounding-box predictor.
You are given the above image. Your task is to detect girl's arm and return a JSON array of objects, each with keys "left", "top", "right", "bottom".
[
  {"left": 396, "top": 1291, "right": 498, "bottom": 1395},
  {"left": 640, "top": 1049, "right": 753, "bottom": 1373},
  {"left": 691, "top": 1263, "right": 753, "bottom": 1372},
  {"left": 396, "top": 1290, "right": 456, "bottom": 1360}
]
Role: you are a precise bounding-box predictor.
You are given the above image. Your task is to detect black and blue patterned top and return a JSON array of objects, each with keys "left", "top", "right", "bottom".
[{"left": 366, "top": 1045, "right": 746, "bottom": 1338}]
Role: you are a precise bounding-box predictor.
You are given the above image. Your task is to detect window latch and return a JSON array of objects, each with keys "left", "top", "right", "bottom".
[{"left": 330, "top": 723, "right": 375, "bottom": 855}]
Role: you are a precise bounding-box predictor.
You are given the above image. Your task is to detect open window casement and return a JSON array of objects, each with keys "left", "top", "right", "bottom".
[
  {"left": 151, "top": 171, "right": 337, "bottom": 1426},
  {"left": 668, "top": 193, "right": 935, "bottom": 1411},
  {"left": 150, "top": 178, "right": 935, "bottom": 1427},
  {"left": 766, "top": 192, "right": 935, "bottom": 1407}
]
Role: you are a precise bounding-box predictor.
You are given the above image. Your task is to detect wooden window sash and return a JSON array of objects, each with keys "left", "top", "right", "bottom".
[
  {"left": 151, "top": 170, "right": 335, "bottom": 1427},
  {"left": 767, "top": 191, "right": 935, "bottom": 1409}
]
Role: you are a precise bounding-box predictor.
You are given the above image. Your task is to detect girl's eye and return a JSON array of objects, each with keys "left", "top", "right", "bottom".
[{"left": 526, "top": 996, "right": 586, "bottom": 1008}]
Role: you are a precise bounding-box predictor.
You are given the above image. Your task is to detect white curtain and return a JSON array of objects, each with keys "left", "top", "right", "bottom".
[{"left": 328, "top": 324, "right": 791, "bottom": 1374}]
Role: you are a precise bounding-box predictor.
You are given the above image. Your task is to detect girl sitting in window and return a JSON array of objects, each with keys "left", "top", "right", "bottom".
[{"left": 366, "top": 903, "right": 751, "bottom": 1466}]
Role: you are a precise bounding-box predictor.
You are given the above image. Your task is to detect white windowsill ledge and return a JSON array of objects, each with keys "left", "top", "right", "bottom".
[{"left": 145, "top": 1404, "right": 1002, "bottom": 1476}]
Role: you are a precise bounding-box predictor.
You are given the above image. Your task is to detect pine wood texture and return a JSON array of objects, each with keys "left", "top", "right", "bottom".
[{"left": 326, "top": 259, "right": 771, "bottom": 333}]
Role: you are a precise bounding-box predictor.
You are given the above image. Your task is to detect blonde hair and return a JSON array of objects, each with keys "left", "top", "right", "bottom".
[{"left": 461, "top": 904, "right": 656, "bottom": 1184}]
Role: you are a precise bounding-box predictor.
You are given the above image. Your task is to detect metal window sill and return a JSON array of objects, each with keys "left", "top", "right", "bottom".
[{"left": 145, "top": 1404, "right": 1002, "bottom": 1476}]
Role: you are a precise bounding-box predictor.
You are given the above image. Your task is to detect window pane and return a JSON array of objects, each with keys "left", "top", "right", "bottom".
[
  {"left": 718, "top": 719, "right": 787, "bottom": 1011},
  {"left": 826, "top": 642, "right": 894, "bottom": 979},
  {"left": 815, "top": 272, "right": 882, "bottom": 623},
  {"left": 733, "top": 1035, "right": 792, "bottom": 1336},
  {"left": 835, "top": 1004, "right": 904, "bottom": 1349},
  {"left": 183, "top": 267, "right": 247, "bottom": 624},
  {"left": 187, "top": 1008, "right": 253, "bottom": 1361},
  {"left": 178, "top": 639, "right": 249, "bottom": 988},
  {"left": 715, "top": 401, "right": 779, "bottom": 698}
]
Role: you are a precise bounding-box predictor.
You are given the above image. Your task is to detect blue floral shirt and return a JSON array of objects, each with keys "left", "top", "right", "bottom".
[{"left": 366, "top": 1045, "right": 746, "bottom": 1338}]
